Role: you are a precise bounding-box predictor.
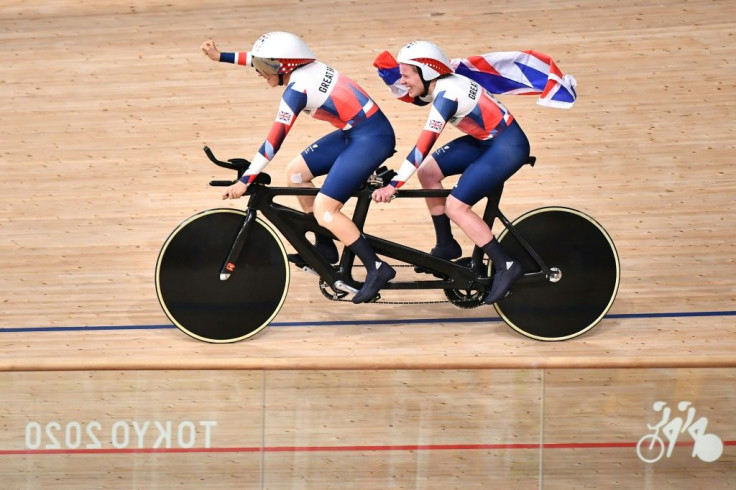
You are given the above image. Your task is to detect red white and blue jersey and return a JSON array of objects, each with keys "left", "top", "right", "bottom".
[
  {"left": 391, "top": 74, "right": 513, "bottom": 187},
  {"left": 242, "top": 61, "right": 379, "bottom": 182}
]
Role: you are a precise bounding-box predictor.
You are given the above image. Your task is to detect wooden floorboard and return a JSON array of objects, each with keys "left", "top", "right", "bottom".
[
  {"left": 0, "top": 2, "right": 735, "bottom": 485},
  {"left": 2, "top": 0, "right": 735, "bottom": 369}
]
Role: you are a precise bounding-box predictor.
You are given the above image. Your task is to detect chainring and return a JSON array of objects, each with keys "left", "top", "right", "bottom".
[{"left": 442, "top": 257, "right": 487, "bottom": 309}]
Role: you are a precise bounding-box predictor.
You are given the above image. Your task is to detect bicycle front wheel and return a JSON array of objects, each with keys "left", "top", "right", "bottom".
[
  {"left": 155, "top": 209, "right": 289, "bottom": 343},
  {"left": 495, "top": 207, "right": 620, "bottom": 341}
]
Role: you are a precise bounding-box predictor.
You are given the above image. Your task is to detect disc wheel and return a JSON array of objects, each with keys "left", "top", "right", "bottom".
[
  {"left": 494, "top": 207, "right": 620, "bottom": 341},
  {"left": 155, "top": 209, "right": 289, "bottom": 343}
]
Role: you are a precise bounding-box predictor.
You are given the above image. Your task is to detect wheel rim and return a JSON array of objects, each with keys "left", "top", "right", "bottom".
[
  {"left": 494, "top": 207, "right": 620, "bottom": 341},
  {"left": 155, "top": 209, "right": 289, "bottom": 342}
]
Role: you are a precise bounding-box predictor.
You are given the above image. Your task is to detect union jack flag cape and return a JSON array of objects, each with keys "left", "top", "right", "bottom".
[{"left": 373, "top": 50, "right": 577, "bottom": 109}]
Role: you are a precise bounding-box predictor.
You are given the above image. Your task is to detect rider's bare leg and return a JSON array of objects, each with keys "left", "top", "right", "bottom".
[
  {"left": 444, "top": 195, "right": 493, "bottom": 246},
  {"left": 416, "top": 156, "right": 447, "bottom": 215},
  {"left": 314, "top": 194, "right": 395, "bottom": 303},
  {"left": 445, "top": 195, "right": 521, "bottom": 303},
  {"left": 416, "top": 156, "right": 461, "bottom": 261},
  {"left": 285, "top": 155, "right": 338, "bottom": 263},
  {"left": 285, "top": 154, "right": 316, "bottom": 213},
  {"left": 312, "top": 193, "right": 359, "bottom": 245}
]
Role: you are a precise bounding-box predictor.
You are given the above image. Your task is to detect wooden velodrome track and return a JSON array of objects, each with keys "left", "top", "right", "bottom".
[{"left": 1, "top": 0, "right": 735, "bottom": 487}]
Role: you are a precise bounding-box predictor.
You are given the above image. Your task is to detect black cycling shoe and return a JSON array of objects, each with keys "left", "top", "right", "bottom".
[
  {"left": 352, "top": 262, "right": 396, "bottom": 304},
  {"left": 287, "top": 239, "right": 339, "bottom": 268},
  {"left": 287, "top": 253, "right": 309, "bottom": 269},
  {"left": 484, "top": 260, "right": 522, "bottom": 304},
  {"left": 315, "top": 238, "right": 339, "bottom": 264},
  {"left": 414, "top": 240, "right": 462, "bottom": 273}
]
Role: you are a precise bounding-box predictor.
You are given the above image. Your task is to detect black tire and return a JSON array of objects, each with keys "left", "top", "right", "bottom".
[
  {"left": 155, "top": 209, "right": 289, "bottom": 343},
  {"left": 494, "top": 207, "right": 620, "bottom": 341}
]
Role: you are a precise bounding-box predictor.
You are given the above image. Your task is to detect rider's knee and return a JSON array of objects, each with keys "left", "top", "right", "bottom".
[
  {"left": 286, "top": 169, "right": 308, "bottom": 187},
  {"left": 416, "top": 166, "right": 432, "bottom": 187},
  {"left": 285, "top": 157, "right": 312, "bottom": 186},
  {"left": 445, "top": 197, "right": 471, "bottom": 221},
  {"left": 315, "top": 212, "right": 333, "bottom": 228},
  {"left": 417, "top": 158, "right": 443, "bottom": 187},
  {"left": 314, "top": 208, "right": 338, "bottom": 228},
  {"left": 312, "top": 198, "right": 337, "bottom": 228},
  {"left": 286, "top": 171, "right": 301, "bottom": 185},
  {"left": 445, "top": 205, "right": 460, "bottom": 222}
]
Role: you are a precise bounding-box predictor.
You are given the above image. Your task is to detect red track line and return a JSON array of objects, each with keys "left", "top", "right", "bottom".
[{"left": 2, "top": 440, "right": 733, "bottom": 456}]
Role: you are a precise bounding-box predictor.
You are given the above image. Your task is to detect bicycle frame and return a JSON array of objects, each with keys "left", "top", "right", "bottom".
[{"left": 205, "top": 147, "right": 552, "bottom": 295}]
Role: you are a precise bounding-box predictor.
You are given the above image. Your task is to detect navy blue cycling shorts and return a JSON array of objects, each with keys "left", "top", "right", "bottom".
[
  {"left": 432, "top": 120, "right": 530, "bottom": 205},
  {"left": 301, "top": 111, "right": 396, "bottom": 203}
]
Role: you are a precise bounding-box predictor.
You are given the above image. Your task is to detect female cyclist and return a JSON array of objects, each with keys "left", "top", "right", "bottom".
[
  {"left": 371, "top": 40, "right": 530, "bottom": 304},
  {"left": 201, "top": 32, "right": 396, "bottom": 303}
]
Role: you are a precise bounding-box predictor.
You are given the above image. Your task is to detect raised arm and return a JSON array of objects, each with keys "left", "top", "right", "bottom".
[{"left": 201, "top": 39, "right": 251, "bottom": 66}]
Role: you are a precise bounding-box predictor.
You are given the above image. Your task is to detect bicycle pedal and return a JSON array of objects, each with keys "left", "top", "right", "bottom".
[
  {"left": 288, "top": 254, "right": 317, "bottom": 276},
  {"left": 334, "top": 281, "right": 359, "bottom": 295},
  {"left": 367, "top": 293, "right": 381, "bottom": 303},
  {"left": 287, "top": 254, "right": 307, "bottom": 267},
  {"left": 299, "top": 265, "right": 319, "bottom": 277},
  {"left": 413, "top": 266, "right": 446, "bottom": 279}
]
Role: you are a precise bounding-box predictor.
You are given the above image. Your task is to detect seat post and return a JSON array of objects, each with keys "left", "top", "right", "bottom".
[
  {"left": 350, "top": 187, "right": 372, "bottom": 232},
  {"left": 482, "top": 184, "right": 504, "bottom": 225}
]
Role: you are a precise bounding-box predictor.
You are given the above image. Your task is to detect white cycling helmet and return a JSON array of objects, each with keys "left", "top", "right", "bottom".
[
  {"left": 250, "top": 31, "right": 316, "bottom": 75},
  {"left": 397, "top": 40, "right": 453, "bottom": 81}
]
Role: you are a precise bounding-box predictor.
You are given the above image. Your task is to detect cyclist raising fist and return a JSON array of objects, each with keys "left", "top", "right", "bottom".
[{"left": 201, "top": 32, "right": 397, "bottom": 303}]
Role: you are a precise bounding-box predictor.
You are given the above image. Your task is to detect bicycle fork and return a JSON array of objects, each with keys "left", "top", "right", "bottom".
[{"left": 219, "top": 209, "right": 257, "bottom": 281}]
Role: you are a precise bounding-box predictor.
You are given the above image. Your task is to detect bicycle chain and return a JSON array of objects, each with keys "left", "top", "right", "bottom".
[
  {"left": 322, "top": 293, "right": 457, "bottom": 306},
  {"left": 317, "top": 264, "right": 486, "bottom": 306}
]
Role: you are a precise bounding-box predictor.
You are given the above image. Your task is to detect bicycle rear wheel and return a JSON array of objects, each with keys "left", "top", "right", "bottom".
[
  {"left": 155, "top": 209, "right": 289, "bottom": 343},
  {"left": 495, "top": 207, "right": 620, "bottom": 341}
]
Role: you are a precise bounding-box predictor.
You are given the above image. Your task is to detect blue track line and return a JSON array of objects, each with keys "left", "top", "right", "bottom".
[{"left": 1, "top": 311, "right": 735, "bottom": 334}]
